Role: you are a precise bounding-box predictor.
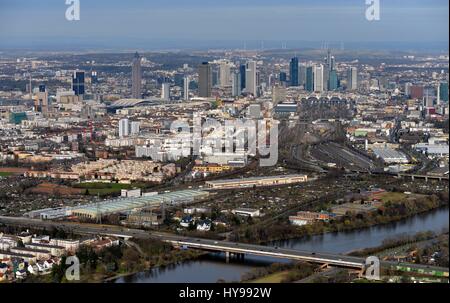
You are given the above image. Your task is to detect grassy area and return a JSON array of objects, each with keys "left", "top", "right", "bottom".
[
  {"left": 0, "top": 172, "right": 13, "bottom": 177},
  {"left": 73, "top": 182, "right": 148, "bottom": 196},
  {"left": 249, "top": 271, "right": 291, "bottom": 283},
  {"left": 379, "top": 192, "right": 407, "bottom": 203}
]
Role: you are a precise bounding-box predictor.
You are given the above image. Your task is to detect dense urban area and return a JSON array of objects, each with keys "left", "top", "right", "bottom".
[{"left": 0, "top": 47, "right": 448, "bottom": 283}]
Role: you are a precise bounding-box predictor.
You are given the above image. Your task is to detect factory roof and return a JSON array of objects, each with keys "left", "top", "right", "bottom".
[{"left": 70, "top": 190, "right": 209, "bottom": 216}]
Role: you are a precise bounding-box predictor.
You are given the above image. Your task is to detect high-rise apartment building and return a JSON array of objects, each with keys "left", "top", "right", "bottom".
[
  {"left": 131, "top": 121, "right": 140, "bottom": 136},
  {"left": 161, "top": 82, "right": 170, "bottom": 101},
  {"left": 119, "top": 118, "right": 130, "bottom": 138},
  {"left": 183, "top": 76, "right": 190, "bottom": 101}
]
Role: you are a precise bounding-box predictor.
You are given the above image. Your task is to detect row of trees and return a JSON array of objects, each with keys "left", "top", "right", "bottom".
[{"left": 47, "top": 238, "right": 203, "bottom": 283}]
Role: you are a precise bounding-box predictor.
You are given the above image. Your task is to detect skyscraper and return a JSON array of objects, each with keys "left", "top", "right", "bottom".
[
  {"left": 290, "top": 57, "right": 299, "bottom": 87},
  {"left": 198, "top": 62, "right": 212, "bottom": 98},
  {"left": 183, "top": 76, "right": 190, "bottom": 101},
  {"left": 439, "top": 82, "right": 449, "bottom": 102},
  {"left": 245, "top": 61, "right": 257, "bottom": 96},
  {"left": 314, "top": 65, "right": 324, "bottom": 92},
  {"left": 239, "top": 64, "right": 246, "bottom": 91},
  {"left": 232, "top": 70, "right": 241, "bottom": 97},
  {"left": 299, "top": 64, "right": 307, "bottom": 87},
  {"left": 132, "top": 52, "right": 142, "bottom": 99},
  {"left": 325, "top": 49, "right": 335, "bottom": 72},
  {"left": 306, "top": 66, "right": 314, "bottom": 92},
  {"left": 219, "top": 61, "right": 231, "bottom": 88},
  {"left": 34, "top": 86, "right": 48, "bottom": 115},
  {"left": 72, "top": 71, "right": 85, "bottom": 96},
  {"left": 328, "top": 70, "right": 338, "bottom": 91},
  {"left": 347, "top": 67, "right": 358, "bottom": 91}
]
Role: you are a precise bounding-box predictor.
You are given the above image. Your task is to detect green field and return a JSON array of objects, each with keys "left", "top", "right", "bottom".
[
  {"left": 379, "top": 192, "right": 407, "bottom": 203},
  {"left": 73, "top": 182, "right": 147, "bottom": 196},
  {"left": 0, "top": 172, "right": 13, "bottom": 177}
]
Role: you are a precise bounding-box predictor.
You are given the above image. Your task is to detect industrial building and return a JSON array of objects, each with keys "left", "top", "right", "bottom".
[
  {"left": 205, "top": 174, "right": 308, "bottom": 189},
  {"left": 372, "top": 148, "right": 409, "bottom": 164},
  {"left": 232, "top": 208, "right": 261, "bottom": 217},
  {"left": 70, "top": 190, "right": 210, "bottom": 220},
  {"left": 414, "top": 143, "right": 449, "bottom": 157}
]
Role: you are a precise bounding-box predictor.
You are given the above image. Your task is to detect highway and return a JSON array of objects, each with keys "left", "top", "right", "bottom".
[{"left": 1, "top": 215, "right": 448, "bottom": 275}]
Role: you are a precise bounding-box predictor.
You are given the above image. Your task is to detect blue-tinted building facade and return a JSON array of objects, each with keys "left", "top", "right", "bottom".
[
  {"left": 72, "top": 71, "right": 85, "bottom": 96},
  {"left": 306, "top": 66, "right": 314, "bottom": 92},
  {"left": 290, "top": 57, "right": 299, "bottom": 86}
]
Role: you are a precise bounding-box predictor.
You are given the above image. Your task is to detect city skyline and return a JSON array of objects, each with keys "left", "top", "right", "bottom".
[{"left": 0, "top": 0, "right": 448, "bottom": 288}]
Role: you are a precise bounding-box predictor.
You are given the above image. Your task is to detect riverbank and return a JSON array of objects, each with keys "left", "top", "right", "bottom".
[
  {"left": 347, "top": 231, "right": 446, "bottom": 257},
  {"left": 231, "top": 194, "right": 449, "bottom": 245},
  {"left": 102, "top": 250, "right": 208, "bottom": 283},
  {"left": 242, "top": 262, "right": 317, "bottom": 283},
  {"left": 110, "top": 207, "right": 449, "bottom": 283}
]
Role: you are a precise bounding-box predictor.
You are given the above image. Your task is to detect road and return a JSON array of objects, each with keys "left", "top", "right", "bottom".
[{"left": 1, "top": 215, "right": 448, "bottom": 275}]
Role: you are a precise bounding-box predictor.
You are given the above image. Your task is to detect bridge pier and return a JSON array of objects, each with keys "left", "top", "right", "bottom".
[
  {"left": 236, "top": 253, "right": 245, "bottom": 260},
  {"left": 225, "top": 251, "right": 230, "bottom": 263}
]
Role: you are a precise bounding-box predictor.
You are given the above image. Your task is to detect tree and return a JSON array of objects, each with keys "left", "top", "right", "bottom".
[
  {"left": 121, "top": 247, "right": 140, "bottom": 271},
  {"left": 188, "top": 221, "right": 196, "bottom": 231},
  {"left": 51, "top": 255, "right": 67, "bottom": 283}
]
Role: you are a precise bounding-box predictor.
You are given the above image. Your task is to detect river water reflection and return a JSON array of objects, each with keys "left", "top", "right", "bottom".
[{"left": 114, "top": 207, "right": 449, "bottom": 283}]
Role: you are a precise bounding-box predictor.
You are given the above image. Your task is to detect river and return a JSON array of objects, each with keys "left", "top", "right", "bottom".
[{"left": 113, "top": 207, "right": 449, "bottom": 283}]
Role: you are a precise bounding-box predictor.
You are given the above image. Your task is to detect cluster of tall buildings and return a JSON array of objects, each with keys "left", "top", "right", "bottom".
[
  {"left": 126, "top": 49, "right": 360, "bottom": 101},
  {"left": 286, "top": 50, "right": 357, "bottom": 93},
  {"left": 197, "top": 60, "right": 259, "bottom": 98}
]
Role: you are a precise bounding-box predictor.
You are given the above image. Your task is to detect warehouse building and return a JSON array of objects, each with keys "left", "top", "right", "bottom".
[
  {"left": 205, "top": 174, "right": 308, "bottom": 189},
  {"left": 372, "top": 148, "right": 409, "bottom": 164},
  {"left": 70, "top": 190, "right": 210, "bottom": 220}
]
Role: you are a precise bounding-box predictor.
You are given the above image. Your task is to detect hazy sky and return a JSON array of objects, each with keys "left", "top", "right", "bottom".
[{"left": 0, "top": 0, "right": 448, "bottom": 50}]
